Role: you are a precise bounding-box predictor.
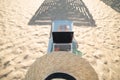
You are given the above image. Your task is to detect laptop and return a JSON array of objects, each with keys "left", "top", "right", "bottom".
[{"left": 52, "top": 32, "right": 73, "bottom": 51}]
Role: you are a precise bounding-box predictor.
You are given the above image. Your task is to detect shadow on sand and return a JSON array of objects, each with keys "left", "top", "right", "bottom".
[
  {"left": 101, "top": 0, "right": 120, "bottom": 13},
  {"left": 28, "top": 0, "right": 96, "bottom": 26}
]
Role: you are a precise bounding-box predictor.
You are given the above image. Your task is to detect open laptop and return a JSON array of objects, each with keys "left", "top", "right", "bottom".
[{"left": 52, "top": 32, "right": 73, "bottom": 51}]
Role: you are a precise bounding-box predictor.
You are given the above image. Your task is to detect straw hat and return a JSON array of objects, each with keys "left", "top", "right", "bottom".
[{"left": 25, "top": 52, "right": 98, "bottom": 80}]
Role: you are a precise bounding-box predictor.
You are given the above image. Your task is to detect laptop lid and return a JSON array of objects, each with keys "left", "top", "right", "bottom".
[{"left": 52, "top": 32, "right": 73, "bottom": 43}]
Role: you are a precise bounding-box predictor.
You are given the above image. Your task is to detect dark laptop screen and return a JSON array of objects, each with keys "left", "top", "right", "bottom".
[{"left": 52, "top": 32, "right": 73, "bottom": 43}]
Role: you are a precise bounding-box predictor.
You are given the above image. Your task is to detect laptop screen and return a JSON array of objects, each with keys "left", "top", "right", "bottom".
[{"left": 52, "top": 32, "right": 73, "bottom": 43}]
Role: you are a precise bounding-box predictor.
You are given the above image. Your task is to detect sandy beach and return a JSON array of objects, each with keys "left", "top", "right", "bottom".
[{"left": 0, "top": 0, "right": 120, "bottom": 80}]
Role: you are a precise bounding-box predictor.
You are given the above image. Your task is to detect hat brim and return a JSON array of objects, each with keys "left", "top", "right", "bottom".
[{"left": 25, "top": 52, "right": 98, "bottom": 80}]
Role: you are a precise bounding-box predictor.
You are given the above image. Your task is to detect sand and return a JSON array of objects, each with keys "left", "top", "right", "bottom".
[{"left": 0, "top": 0, "right": 120, "bottom": 80}]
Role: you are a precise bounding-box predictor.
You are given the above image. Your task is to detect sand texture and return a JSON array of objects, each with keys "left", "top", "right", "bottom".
[{"left": 0, "top": 0, "right": 120, "bottom": 80}]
